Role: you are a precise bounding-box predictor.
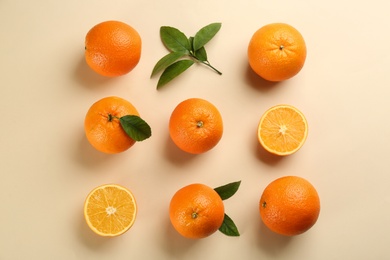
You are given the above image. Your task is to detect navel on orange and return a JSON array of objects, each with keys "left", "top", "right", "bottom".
[
  {"left": 85, "top": 20, "right": 142, "bottom": 77},
  {"left": 248, "top": 23, "right": 306, "bottom": 81},
  {"left": 84, "top": 184, "right": 137, "bottom": 237},
  {"left": 259, "top": 176, "right": 320, "bottom": 236},
  {"left": 169, "top": 98, "right": 223, "bottom": 154},
  {"left": 169, "top": 183, "right": 225, "bottom": 239},
  {"left": 257, "top": 104, "right": 308, "bottom": 156},
  {"left": 84, "top": 96, "right": 140, "bottom": 154}
]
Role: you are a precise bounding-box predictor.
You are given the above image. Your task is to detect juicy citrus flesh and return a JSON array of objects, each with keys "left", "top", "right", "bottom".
[
  {"left": 169, "top": 98, "right": 223, "bottom": 154},
  {"left": 85, "top": 20, "right": 142, "bottom": 77},
  {"left": 169, "top": 184, "right": 225, "bottom": 239},
  {"left": 248, "top": 23, "right": 306, "bottom": 81},
  {"left": 84, "top": 184, "right": 137, "bottom": 237},
  {"left": 84, "top": 96, "right": 140, "bottom": 154},
  {"left": 259, "top": 176, "right": 320, "bottom": 236},
  {"left": 258, "top": 104, "right": 308, "bottom": 156}
]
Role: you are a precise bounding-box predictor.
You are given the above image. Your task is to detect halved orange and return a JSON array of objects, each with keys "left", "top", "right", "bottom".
[
  {"left": 257, "top": 104, "right": 308, "bottom": 156},
  {"left": 84, "top": 184, "right": 137, "bottom": 237}
]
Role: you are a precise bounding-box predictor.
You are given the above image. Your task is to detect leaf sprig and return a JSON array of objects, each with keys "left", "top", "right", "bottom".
[
  {"left": 151, "top": 23, "right": 222, "bottom": 89},
  {"left": 214, "top": 180, "right": 241, "bottom": 237}
]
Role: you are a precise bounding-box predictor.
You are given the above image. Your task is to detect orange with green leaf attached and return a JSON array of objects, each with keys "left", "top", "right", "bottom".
[
  {"left": 84, "top": 96, "right": 151, "bottom": 154},
  {"left": 169, "top": 181, "right": 241, "bottom": 239}
]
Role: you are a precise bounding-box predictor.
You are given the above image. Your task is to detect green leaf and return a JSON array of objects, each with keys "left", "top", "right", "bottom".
[
  {"left": 219, "top": 213, "right": 240, "bottom": 237},
  {"left": 189, "top": 36, "right": 194, "bottom": 52},
  {"left": 193, "top": 23, "right": 222, "bottom": 51},
  {"left": 152, "top": 23, "right": 222, "bottom": 89},
  {"left": 214, "top": 181, "right": 241, "bottom": 200},
  {"left": 151, "top": 51, "right": 186, "bottom": 77},
  {"left": 157, "top": 59, "right": 194, "bottom": 89},
  {"left": 189, "top": 36, "right": 207, "bottom": 61},
  {"left": 194, "top": 47, "right": 208, "bottom": 62},
  {"left": 119, "top": 115, "right": 152, "bottom": 141},
  {"left": 160, "top": 26, "right": 191, "bottom": 53}
]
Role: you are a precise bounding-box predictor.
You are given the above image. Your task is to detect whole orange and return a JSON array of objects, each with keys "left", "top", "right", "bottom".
[
  {"left": 169, "top": 183, "right": 225, "bottom": 239},
  {"left": 248, "top": 23, "right": 306, "bottom": 82},
  {"left": 85, "top": 20, "right": 142, "bottom": 77},
  {"left": 259, "top": 176, "right": 320, "bottom": 236},
  {"left": 169, "top": 98, "right": 223, "bottom": 154},
  {"left": 84, "top": 96, "right": 139, "bottom": 154}
]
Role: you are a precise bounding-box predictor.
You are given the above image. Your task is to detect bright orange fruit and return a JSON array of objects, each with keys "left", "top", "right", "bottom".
[
  {"left": 84, "top": 184, "right": 137, "bottom": 237},
  {"left": 84, "top": 96, "right": 139, "bottom": 154},
  {"left": 85, "top": 20, "right": 142, "bottom": 77},
  {"left": 248, "top": 23, "right": 306, "bottom": 81},
  {"left": 257, "top": 104, "right": 308, "bottom": 156},
  {"left": 169, "top": 98, "right": 223, "bottom": 154},
  {"left": 169, "top": 183, "right": 225, "bottom": 239},
  {"left": 259, "top": 176, "right": 320, "bottom": 236}
]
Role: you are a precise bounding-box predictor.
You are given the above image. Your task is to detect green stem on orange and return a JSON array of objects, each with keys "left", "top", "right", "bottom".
[
  {"left": 108, "top": 114, "right": 120, "bottom": 122},
  {"left": 196, "top": 121, "right": 204, "bottom": 128}
]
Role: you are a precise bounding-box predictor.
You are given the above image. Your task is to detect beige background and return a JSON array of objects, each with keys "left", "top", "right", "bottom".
[{"left": 1, "top": 0, "right": 389, "bottom": 259}]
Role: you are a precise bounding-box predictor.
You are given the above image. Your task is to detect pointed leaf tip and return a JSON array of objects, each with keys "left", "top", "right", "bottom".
[
  {"left": 151, "top": 51, "right": 186, "bottom": 77},
  {"left": 156, "top": 59, "right": 194, "bottom": 89},
  {"left": 119, "top": 115, "right": 152, "bottom": 141},
  {"left": 219, "top": 213, "right": 240, "bottom": 237},
  {"left": 214, "top": 180, "right": 241, "bottom": 200},
  {"left": 193, "top": 22, "right": 222, "bottom": 51}
]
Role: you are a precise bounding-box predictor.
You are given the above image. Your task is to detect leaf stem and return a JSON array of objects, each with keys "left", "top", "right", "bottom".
[
  {"left": 201, "top": 60, "right": 222, "bottom": 75},
  {"left": 190, "top": 54, "right": 222, "bottom": 75},
  {"left": 108, "top": 114, "right": 120, "bottom": 122}
]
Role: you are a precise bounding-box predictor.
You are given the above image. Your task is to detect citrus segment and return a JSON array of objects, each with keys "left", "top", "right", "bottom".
[
  {"left": 259, "top": 176, "right": 320, "bottom": 236},
  {"left": 257, "top": 104, "right": 308, "bottom": 156},
  {"left": 169, "top": 183, "right": 225, "bottom": 239},
  {"left": 84, "top": 184, "right": 137, "bottom": 237}
]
